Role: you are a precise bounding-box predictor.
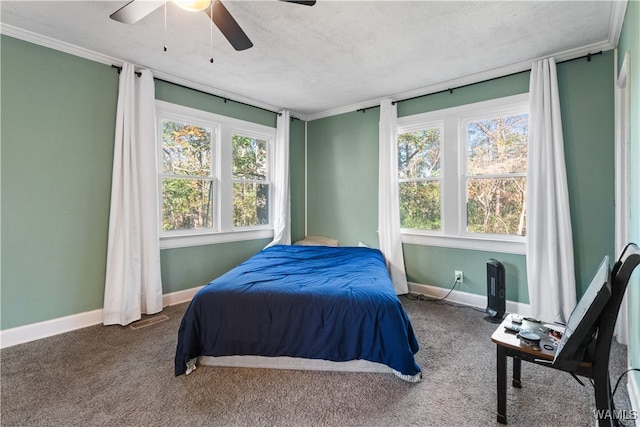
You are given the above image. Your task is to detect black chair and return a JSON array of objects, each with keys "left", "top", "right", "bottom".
[
  {"left": 585, "top": 242, "right": 639, "bottom": 426},
  {"left": 492, "top": 243, "right": 639, "bottom": 426}
]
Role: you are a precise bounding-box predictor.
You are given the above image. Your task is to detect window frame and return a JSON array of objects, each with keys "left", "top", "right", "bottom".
[
  {"left": 156, "top": 100, "right": 276, "bottom": 249},
  {"left": 397, "top": 93, "right": 529, "bottom": 254}
]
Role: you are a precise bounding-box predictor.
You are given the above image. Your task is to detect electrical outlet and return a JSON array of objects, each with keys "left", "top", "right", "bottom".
[{"left": 454, "top": 270, "right": 463, "bottom": 283}]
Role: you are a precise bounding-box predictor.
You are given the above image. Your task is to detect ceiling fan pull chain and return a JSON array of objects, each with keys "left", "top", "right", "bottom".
[
  {"left": 209, "top": 2, "right": 214, "bottom": 63},
  {"left": 163, "top": 0, "right": 168, "bottom": 52}
]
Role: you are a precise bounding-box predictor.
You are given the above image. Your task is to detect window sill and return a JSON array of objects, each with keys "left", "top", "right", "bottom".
[
  {"left": 401, "top": 232, "right": 525, "bottom": 255},
  {"left": 160, "top": 228, "right": 274, "bottom": 250}
]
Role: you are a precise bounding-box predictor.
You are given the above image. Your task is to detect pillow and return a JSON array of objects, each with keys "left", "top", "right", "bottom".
[{"left": 293, "top": 235, "right": 339, "bottom": 247}]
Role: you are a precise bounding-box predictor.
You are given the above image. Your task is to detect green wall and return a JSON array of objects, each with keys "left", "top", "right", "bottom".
[
  {"left": 1, "top": 37, "right": 118, "bottom": 329},
  {"left": 155, "top": 80, "right": 277, "bottom": 127},
  {"left": 557, "top": 53, "right": 616, "bottom": 294},
  {"left": 306, "top": 110, "right": 380, "bottom": 247},
  {"left": 160, "top": 240, "right": 269, "bottom": 294},
  {"left": 289, "top": 119, "right": 307, "bottom": 243},
  {"left": 1, "top": 35, "right": 306, "bottom": 330},
  {"left": 404, "top": 247, "right": 529, "bottom": 303},
  {"left": 617, "top": 0, "right": 640, "bottom": 399},
  {"left": 306, "top": 51, "right": 615, "bottom": 303},
  {"left": 397, "top": 71, "right": 530, "bottom": 117}
]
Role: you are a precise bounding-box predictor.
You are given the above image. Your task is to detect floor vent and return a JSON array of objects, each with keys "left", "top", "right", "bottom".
[{"left": 129, "top": 314, "right": 169, "bottom": 330}]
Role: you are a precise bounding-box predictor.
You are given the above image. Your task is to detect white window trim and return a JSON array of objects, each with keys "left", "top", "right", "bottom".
[
  {"left": 159, "top": 228, "right": 274, "bottom": 250},
  {"left": 398, "top": 93, "right": 529, "bottom": 254},
  {"left": 156, "top": 100, "right": 276, "bottom": 249}
]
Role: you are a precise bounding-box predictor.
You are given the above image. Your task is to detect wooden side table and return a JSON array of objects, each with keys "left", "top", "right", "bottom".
[{"left": 490, "top": 314, "right": 591, "bottom": 424}]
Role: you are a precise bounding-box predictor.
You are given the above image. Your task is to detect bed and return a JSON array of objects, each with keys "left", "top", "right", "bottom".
[{"left": 174, "top": 244, "right": 422, "bottom": 382}]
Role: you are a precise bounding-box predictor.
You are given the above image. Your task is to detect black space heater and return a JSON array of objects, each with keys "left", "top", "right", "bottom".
[{"left": 484, "top": 259, "right": 505, "bottom": 323}]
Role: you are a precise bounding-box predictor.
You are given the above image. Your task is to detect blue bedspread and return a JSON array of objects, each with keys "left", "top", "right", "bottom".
[{"left": 175, "top": 245, "right": 421, "bottom": 378}]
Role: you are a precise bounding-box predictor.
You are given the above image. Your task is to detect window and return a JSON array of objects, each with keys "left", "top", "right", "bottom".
[
  {"left": 161, "top": 119, "right": 215, "bottom": 232},
  {"left": 464, "top": 114, "right": 528, "bottom": 236},
  {"left": 397, "top": 94, "right": 528, "bottom": 253},
  {"left": 232, "top": 133, "right": 269, "bottom": 227},
  {"left": 156, "top": 101, "right": 275, "bottom": 248},
  {"left": 398, "top": 124, "right": 442, "bottom": 231}
]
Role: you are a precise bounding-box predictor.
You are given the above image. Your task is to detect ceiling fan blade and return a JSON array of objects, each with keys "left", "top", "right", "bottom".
[
  {"left": 110, "top": 0, "right": 164, "bottom": 24},
  {"left": 205, "top": 1, "right": 253, "bottom": 51},
  {"left": 279, "top": 0, "right": 316, "bottom": 5}
]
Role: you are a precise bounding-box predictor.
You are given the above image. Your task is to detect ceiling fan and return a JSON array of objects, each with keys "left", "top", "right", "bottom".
[{"left": 110, "top": 0, "right": 316, "bottom": 51}]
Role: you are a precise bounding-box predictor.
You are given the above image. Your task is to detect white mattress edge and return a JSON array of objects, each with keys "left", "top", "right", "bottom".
[{"left": 197, "top": 355, "right": 394, "bottom": 374}]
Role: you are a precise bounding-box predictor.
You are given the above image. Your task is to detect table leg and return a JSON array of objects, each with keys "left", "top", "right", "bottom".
[
  {"left": 512, "top": 357, "right": 522, "bottom": 388},
  {"left": 497, "top": 345, "right": 507, "bottom": 424}
]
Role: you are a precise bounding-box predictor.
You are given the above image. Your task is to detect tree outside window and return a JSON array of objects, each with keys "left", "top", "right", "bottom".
[
  {"left": 161, "top": 120, "right": 214, "bottom": 232},
  {"left": 232, "top": 134, "right": 269, "bottom": 227},
  {"left": 465, "top": 114, "right": 528, "bottom": 236},
  {"left": 398, "top": 127, "right": 442, "bottom": 230}
]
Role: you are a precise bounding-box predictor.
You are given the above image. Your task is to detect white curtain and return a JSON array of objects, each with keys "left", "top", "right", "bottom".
[
  {"left": 103, "top": 63, "right": 163, "bottom": 326},
  {"left": 613, "top": 51, "right": 630, "bottom": 345},
  {"left": 266, "top": 110, "right": 291, "bottom": 247},
  {"left": 378, "top": 99, "right": 409, "bottom": 295},
  {"left": 526, "top": 58, "right": 576, "bottom": 323}
]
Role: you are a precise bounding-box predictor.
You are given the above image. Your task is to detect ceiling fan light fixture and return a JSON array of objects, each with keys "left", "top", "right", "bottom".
[{"left": 173, "top": 0, "right": 212, "bottom": 12}]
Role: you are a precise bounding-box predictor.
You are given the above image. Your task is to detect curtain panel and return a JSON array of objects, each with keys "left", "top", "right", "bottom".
[
  {"left": 378, "top": 99, "right": 409, "bottom": 295},
  {"left": 526, "top": 58, "right": 576, "bottom": 323},
  {"left": 103, "top": 63, "right": 163, "bottom": 326},
  {"left": 266, "top": 110, "right": 291, "bottom": 247}
]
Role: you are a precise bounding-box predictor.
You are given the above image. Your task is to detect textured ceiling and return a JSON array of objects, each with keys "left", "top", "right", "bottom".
[{"left": 0, "top": 1, "right": 623, "bottom": 118}]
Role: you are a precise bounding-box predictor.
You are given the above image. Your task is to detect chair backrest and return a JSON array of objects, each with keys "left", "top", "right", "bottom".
[
  {"left": 552, "top": 243, "right": 640, "bottom": 372},
  {"left": 552, "top": 256, "right": 612, "bottom": 370},
  {"left": 592, "top": 243, "right": 640, "bottom": 370}
]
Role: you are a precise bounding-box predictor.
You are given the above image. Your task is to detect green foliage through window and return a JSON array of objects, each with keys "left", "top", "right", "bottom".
[
  {"left": 465, "top": 114, "right": 528, "bottom": 236},
  {"left": 232, "top": 134, "right": 269, "bottom": 227},
  {"left": 398, "top": 127, "right": 441, "bottom": 230},
  {"left": 161, "top": 120, "right": 214, "bottom": 231},
  {"left": 162, "top": 178, "right": 213, "bottom": 231},
  {"left": 162, "top": 121, "right": 211, "bottom": 176},
  {"left": 399, "top": 181, "right": 441, "bottom": 230}
]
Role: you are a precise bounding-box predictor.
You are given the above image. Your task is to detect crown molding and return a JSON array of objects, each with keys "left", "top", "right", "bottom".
[
  {"left": 609, "top": 0, "right": 628, "bottom": 47},
  {"left": 305, "top": 40, "right": 615, "bottom": 122},
  {"left": 1, "top": 23, "right": 123, "bottom": 66},
  {"left": 0, "top": 23, "right": 296, "bottom": 118}
]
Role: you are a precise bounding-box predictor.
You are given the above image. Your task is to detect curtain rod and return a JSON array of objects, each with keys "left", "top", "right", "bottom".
[
  {"left": 112, "top": 64, "right": 142, "bottom": 77},
  {"left": 389, "top": 50, "right": 603, "bottom": 107},
  {"left": 356, "top": 51, "right": 603, "bottom": 114},
  {"left": 111, "top": 65, "right": 282, "bottom": 117}
]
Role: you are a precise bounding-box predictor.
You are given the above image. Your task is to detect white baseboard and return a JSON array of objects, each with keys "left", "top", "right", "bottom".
[
  {"left": 407, "top": 281, "right": 532, "bottom": 317},
  {"left": 0, "top": 308, "right": 104, "bottom": 350},
  {"left": 161, "top": 285, "right": 203, "bottom": 307},
  {"left": 0, "top": 286, "right": 203, "bottom": 349}
]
